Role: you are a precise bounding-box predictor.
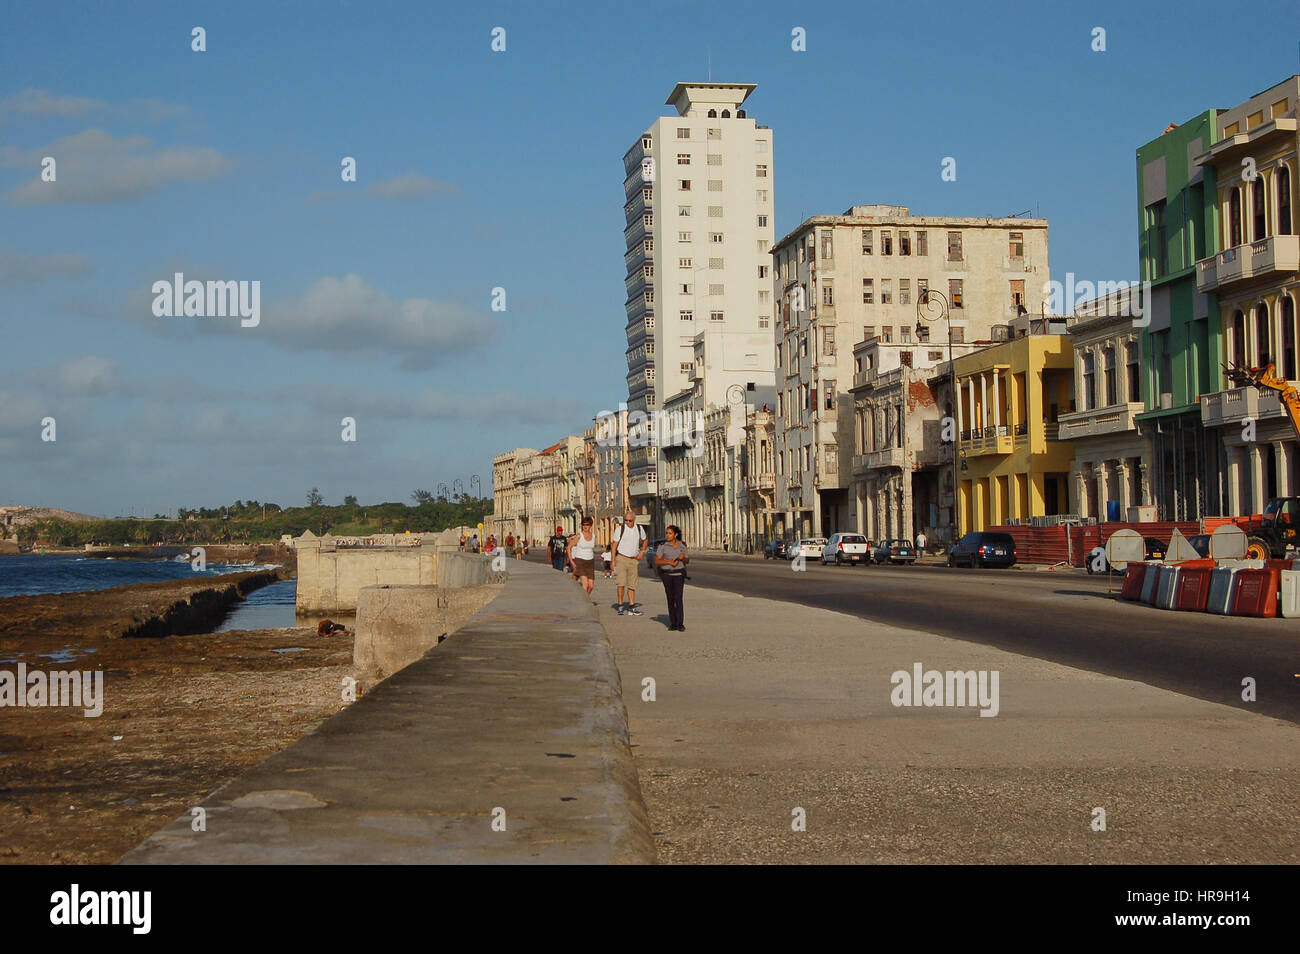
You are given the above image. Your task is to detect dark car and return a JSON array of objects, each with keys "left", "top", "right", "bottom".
[
  {"left": 1187, "top": 534, "right": 1211, "bottom": 558},
  {"left": 947, "top": 531, "right": 1017, "bottom": 568},
  {"left": 871, "top": 538, "right": 917, "bottom": 565},
  {"left": 646, "top": 539, "right": 668, "bottom": 570},
  {"left": 1144, "top": 537, "right": 1166, "bottom": 561},
  {"left": 763, "top": 539, "right": 788, "bottom": 560}
]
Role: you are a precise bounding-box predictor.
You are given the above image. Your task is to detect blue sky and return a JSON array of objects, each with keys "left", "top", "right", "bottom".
[{"left": 2, "top": 0, "right": 1297, "bottom": 516}]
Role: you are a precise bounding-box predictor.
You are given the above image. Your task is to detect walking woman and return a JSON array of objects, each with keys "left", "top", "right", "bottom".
[
  {"left": 568, "top": 517, "right": 598, "bottom": 597},
  {"left": 654, "top": 524, "right": 689, "bottom": 631}
]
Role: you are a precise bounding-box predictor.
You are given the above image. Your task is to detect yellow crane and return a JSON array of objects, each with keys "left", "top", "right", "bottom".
[{"left": 1221, "top": 362, "right": 1300, "bottom": 558}]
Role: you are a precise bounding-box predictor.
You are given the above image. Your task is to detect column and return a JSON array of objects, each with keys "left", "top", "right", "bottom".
[
  {"left": 1275, "top": 440, "right": 1292, "bottom": 497},
  {"left": 1139, "top": 462, "right": 1151, "bottom": 507},
  {"left": 967, "top": 378, "right": 976, "bottom": 433},
  {"left": 1115, "top": 460, "right": 1131, "bottom": 516},
  {"left": 1227, "top": 446, "right": 1243, "bottom": 515},
  {"left": 993, "top": 371, "right": 1002, "bottom": 430},
  {"left": 1095, "top": 461, "right": 1110, "bottom": 521},
  {"left": 980, "top": 374, "right": 989, "bottom": 432},
  {"left": 1070, "top": 462, "right": 1085, "bottom": 519},
  {"left": 955, "top": 380, "right": 964, "bottom": 435},
  {"left": 1248, "top": 443, "right": 1266, "bottom": 514}
]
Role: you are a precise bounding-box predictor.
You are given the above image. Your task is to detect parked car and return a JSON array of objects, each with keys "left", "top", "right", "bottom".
[
  {"left": 762, "top": 539, "right": 788, "bottom": 560},
  {"left": 1187, "top": 534, "right": 1211, "bottom": 558},
  {"left": 946, "top": 531, "right": 1017, "bottom": 568},
  {"left": 821, "top": 533, "right": 871, "bottom": 565},
  {"left": 788, "top": 538, "right": 827, "bottom": 560},
  {"left": 1144, "top": 537, "right": 1166, "bottom": 561},
  {"left": 871, "top": 538, "right": 917, "bottom": 565},
  {"left": 645, "top": 539, "right": 667, "bottom": 570}
]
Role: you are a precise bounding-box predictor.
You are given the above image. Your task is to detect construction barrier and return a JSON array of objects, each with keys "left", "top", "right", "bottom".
[
  {"left": 1231, "top": 568, "right": 1280, "bottom": 618},
  {"left": 1281, "top": 570, "right": 1300, "bottom": 618},
  {"left": 1120, "top": 563, "right": 1148, "bottom": 601},
  {"left": 1174, "top": 567, "right": 1213, "bottom": 612},
  {"left": 1207, "top": 567, "right": 1239, "bottom": 615},
  {"left": 1155, "top": 565, "right": 1181, "bottom": 610},
  {"left": 1140, "top": 562, "right": 1162, "bottom": 605}
]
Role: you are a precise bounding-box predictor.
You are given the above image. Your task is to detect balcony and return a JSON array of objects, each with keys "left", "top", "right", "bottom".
[
  {"left": 1195, "top": 235, "right": 1300, "bottom": 293},
  {"left": 959, "top": 426, "right": 1014, "bottom": 457},
  {"left": 1057, "top": 401, "right": 1144, "bottom": 440},
  {"left": 747, "top": 471, "right": 775, "bottom": 492},
  {"left": 853, "top": 446, "right": 904, "bottom": 471},
  {"left": 628, "top": 473, "right": 658, "bottom": 499},
  {"left": 1200, "top": 385, "right": 1292, "bottom": 428},
  {"left": 663, "top": 477, "right": 692, "bottom": 500},
  {"left": 701, "top": 468, "right": 724, "bottom": 487}
]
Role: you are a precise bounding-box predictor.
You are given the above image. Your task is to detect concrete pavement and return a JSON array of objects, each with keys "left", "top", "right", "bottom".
[
  {"left": 122, "top": 562, "right": 655, "bottom": 864},
  {"left": 600, "top": 566, "right": 1300, "bottom": 864}
]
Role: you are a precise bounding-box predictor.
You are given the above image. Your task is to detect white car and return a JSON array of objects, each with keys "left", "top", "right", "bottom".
[
  {"left": 821, "top": 533, "right": 871, "bottom": 565},
  {"left": 788, "top": 537, "right": 827, "bottom": 560}
]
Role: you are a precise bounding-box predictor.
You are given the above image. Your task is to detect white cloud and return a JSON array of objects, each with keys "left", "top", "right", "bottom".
[
  {"left": 54, "top": 355, "right": 118, "bottom": 395},
  {"left": 0, "top": 247, "right": 91, "bottom": 287},
  {"left": 0, "top": 89, "right": 189, "bottom": 122},
  {"left": 1, "top": 129, "right": 231, "bottom": 204}
]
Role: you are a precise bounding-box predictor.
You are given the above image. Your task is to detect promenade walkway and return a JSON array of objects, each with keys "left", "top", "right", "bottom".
[{"left": 122, "top": 562, "right": 654, "bottom": 864}]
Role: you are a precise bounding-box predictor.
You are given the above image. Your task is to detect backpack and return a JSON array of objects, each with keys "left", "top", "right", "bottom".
[{"left": 614, "top": 523, "right": 645, "bottom": 553}]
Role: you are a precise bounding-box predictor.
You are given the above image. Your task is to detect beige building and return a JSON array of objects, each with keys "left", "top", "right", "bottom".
[
  {"left": 1059, "top": 288, "right": 1153, "bottom": 520},
  {"left": 772, "top": 206, "right": 1051, "bottom": 538}
]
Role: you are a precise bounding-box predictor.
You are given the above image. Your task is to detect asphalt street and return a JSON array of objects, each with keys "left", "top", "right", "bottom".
[{"left": 680, "top": 553, "right": 1300, "bottom": 725}]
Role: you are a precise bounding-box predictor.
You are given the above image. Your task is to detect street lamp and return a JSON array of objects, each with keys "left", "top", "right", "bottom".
[
  {"left": 453, "top": 478, "right": 464, "bottom": 499},
  {"left": 437, "top": 482, "right": 449, "bottom": 501},
  {"left": 470, "top": 474, "right": 481, "bottom": 498},
  {"left": 916, "top": 289, "right": 962, "bottom": 540}
]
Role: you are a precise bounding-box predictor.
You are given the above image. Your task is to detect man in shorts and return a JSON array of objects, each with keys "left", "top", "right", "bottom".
[{"left": 611, "top": 509, "right": 647, "bottom": 616}]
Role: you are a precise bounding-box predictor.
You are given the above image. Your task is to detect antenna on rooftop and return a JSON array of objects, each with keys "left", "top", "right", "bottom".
[{"left": 707, "top": 46, "right": 712, "bottom": 81}]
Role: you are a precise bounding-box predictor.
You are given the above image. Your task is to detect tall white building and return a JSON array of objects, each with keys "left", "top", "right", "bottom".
[{"left": 621, "top": 82, "right": 776, "bottom": 523}]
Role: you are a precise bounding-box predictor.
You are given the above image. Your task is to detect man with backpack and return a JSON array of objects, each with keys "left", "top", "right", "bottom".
[
  {"left": 611, "top": 509, "right": 647, "bottom": 616},
  {"left": 548, "top": 525, "right": 569, "bottom": 571}
]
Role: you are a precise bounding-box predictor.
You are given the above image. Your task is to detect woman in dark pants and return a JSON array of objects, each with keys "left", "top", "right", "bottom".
[{"left": 654, "top": 525, "right": 690, "bottom": 631}]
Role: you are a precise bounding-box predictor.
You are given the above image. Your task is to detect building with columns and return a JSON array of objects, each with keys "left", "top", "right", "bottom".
[
  {"left": 1193, "top": 75, "right": 1300, "bottom": 514},
  {"left": 1059, "top": 289, "right": 1153, "bottom": 520},
  {"left": 741, "top": 404, "right": 777, "bottom": 545}
]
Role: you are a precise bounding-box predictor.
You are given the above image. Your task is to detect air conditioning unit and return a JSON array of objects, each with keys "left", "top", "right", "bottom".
[{"left": 1159, "top": 392, "right": 1174, "bottom": 409}]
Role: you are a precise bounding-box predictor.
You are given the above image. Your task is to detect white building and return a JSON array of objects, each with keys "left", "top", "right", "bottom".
[{"left": 621, "top": 82, "right": 776, "bottom": 526}]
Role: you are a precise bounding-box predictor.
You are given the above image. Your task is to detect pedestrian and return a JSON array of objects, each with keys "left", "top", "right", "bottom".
[
  {"left": 506, "top": 532, "right": 515, "bottom": 553},
  {"left": 548, "top": 525, "right": 569, "bottom": 571},
  {"left": 916, "top": 529, "right": 928, "bottom": 555},
  {"left": 568, "top": 517, "right": 598, "bottom": 597},
  {"left": 469, "top": 534, "right": 479, "bottom": 553},
  {"left": 601, "top": 544, "right": 613, "bottom": 579},
  {"left": 611, "top": 509, "right": 647, "bottom": 616},
  {"left": 654, "top": 525, "right": 690, "bottom": 631},
  {"left": 459, "top": 533, "right": 467, "bottom": 552}
]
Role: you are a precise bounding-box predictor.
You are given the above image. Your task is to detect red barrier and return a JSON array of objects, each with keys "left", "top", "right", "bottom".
[
  {"left": 1231, "top": 568, "right": 1280, "bottom": 618},
  {"left": 1174, "top": 558, "right": 1216, "bottom": 570},
  {"left": 1121, "top": 563, "right": 1148, "bottom": 601},
  {"left": 1174, "top": 567, "right": 1213, "bottom": 611}
]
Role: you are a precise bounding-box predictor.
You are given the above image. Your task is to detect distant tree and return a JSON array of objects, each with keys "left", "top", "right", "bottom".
[
  {"left": 307, "top": 487, "right": 324, "bottom": 507},
  {"left": 411, "top": 489, "right": 433, "bottom": 505},
  {"left": 344, "top": 495, "right": 358, "bottom": 506}
]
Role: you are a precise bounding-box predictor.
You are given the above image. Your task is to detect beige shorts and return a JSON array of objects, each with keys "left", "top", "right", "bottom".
[{"left": 614, "top": 556, "right": 640, "bottom": 588}]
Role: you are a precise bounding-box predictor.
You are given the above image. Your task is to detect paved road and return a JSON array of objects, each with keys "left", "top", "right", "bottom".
[{"left": 681, "top": 554, "right": 1300, "bottom": 725}]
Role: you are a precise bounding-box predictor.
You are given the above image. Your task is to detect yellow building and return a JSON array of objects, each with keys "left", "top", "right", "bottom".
[{"left": 953, "top": 330, "right": 1075, "bottom": 533}]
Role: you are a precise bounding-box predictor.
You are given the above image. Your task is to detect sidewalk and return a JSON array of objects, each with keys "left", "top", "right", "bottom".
[
  {"left": 599, "top": 568, "right": 1300, "bottom": 863},
  {"left": 122, "top": 562, "right": 655, "bottom": 865}
]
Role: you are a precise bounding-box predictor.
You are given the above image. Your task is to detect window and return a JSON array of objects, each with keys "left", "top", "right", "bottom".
[
  {"left": 800, "top": 334, "right": 808, "bottom": 356},
  {"left": 1279, "top": 165, "right": 1293, "bottom": 235},
  {"left": 679, "top": 206, "right": 692, "bottom": 217},
  {"left": 900, "top": 325, "right": 911, "bottom": 342},
  {"left": 951, "top": 326, "right": 964, "bottom": 343},
  {"left": 677, "top": 127, "right": 690, "bottom": 139},
  {"left": 824, "top": 381, "right": 836, "bottom": 410},
  {"left": 823, "top": 326, "right": 836, "bottom": 356},
  {"left": 862, "top": 229, "right": 873, "bottom": 254},
  {"left": 680, "top": 309, "right": 694, "bottom": 321},
  {"left": 680, "top": 284, "right": 691, "bottom": 294},
  {"left": 900, "top": 230, "right": 911, "bottom": 255},
  {"left": 756, "top": 164, "right": 768, "bottom": 177},
  {"left": 900, "top": 351, "right": 913, "bottom": 369},
  {"left": 916, "top": 323, "right": 929, "bottom": 342},
  {"left": 677, "top": 154, "right": 690, "bottom": 165},
  {"left": 821, "top": 231, "right": 834, "bottom": 259},
  {"left": 757, "top": 214, "right": 768, "bottom": 228},
  {"left": 707, "top": 127, "right": 720, "bottom": 139},
  {"left": 759, "top": 311, "right": 769, "bottom": 328},
  {"left": 881, "top": 230, "right": 893, "bottom": 255},
  {"left": 916, "top": 230, "right": 928, "bottom": 256},
  {"left": 929, "top": 351, "right": 943, "bottom": 361},
  {"left": 1228, "top": 187, "right": 1242, "bottom": 247},
  {"left": 881, "top": 327, "right": 893, "bottom": 343},
  {"left": 862, "top": 279, "right": 874, "bottom": 304},
  {"left": 1010, "top": 279, "right": 1025, "bottom": 310},
  {"left": 881, "top": 279, "right": 892, "bottom": 304},
  {"left": 679, "top": 257, "right": 693, "bottom": 268},
  {"left": 710, "top": 232, "right": 724, "bottom": 243},
  {"left": 1126, "top": 342, "right": 1140, "bottom": 401},
  {"left": 918, "top": 278, "right": 928, "bottom": 301},
  {"left": 680, "top": 362, "right": 692, "bottom": 375},
  {"left": 756, "top": 189, "right": 768, "bottom": 202},
  {"left": 679, "top": 231, "right": 692, "bottom": 242},
  {"left": 822, "top": 283, "right": 834, "bottom": 306},
  {"left": 1103, "top": 347, "right": 1117, "bottom": 406},
  {"left": 900, "top": 279, "right": 911, "bottom": 306},
  {"left": 679, "top": 179, "right": 691, "bottom": 191},
  {"left": 709, "top": 257, "right": 723, "bottom": 269},
  {"left": 710, "top": 310, "right": 724, "bottom": 322},
  {"left": 756, "top": 139, "right": 768, "bottom": 152},
  {"left": 643, "top": 212, "right": 653, "bottom": 228},
  {"left": 758, "top": 264, "right": 768, "bottom": 278},
  {"left": 1082, "top": 353, "right": 1096, "bottom": 411},
  {"left": 1009, "top": 231, "right": 1024, "bottom": 259},
  {"left": 947, "top": 231, "right": 963, "bottom": 261},
  {"left": 708, "top": 179, "right": 723, "bottom": 191},
  {"left": 642, "top": 136, "right": 653, "bottom": 150},
  {"left": 708, "top": 206, "right": 723, "bottom": 217},
  {"left": 758, "top": 239, "right": 770, "bottom": 253},
  {"left": 776, "top": 343, "right": 783, "bottom": 365},
  {"left": 1252, "top": 178, "right": 1268, "bottom": 241},
  {"left": 709, "top": 283, "right": 724, "bottom": 295},
  {"left": 949, "top": 279, "right": 963, "bottom": 308},
  {"left": 863, "top": 325, "right": 875, "bottom": 340},
  {"left": 1147, "top": 199, "right": 1167, "bottom": 277}
]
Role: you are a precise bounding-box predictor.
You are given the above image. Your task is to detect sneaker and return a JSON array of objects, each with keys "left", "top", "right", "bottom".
[
  {"left": 616, "top": 604, "right": 625, "bottom": 616},
  {"left": 627, "top": 606, "right": 643, "bottom": 616}
]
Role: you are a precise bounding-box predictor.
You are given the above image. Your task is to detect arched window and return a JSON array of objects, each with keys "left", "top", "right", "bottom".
[
  {"left": 1255, "top": 302, "right": 1272, "bottom": 368},
  {"left": 1278, "top": 165, "right": 1293, "bottom": 235},
  {"left": 707, "top": 109, "right": 717, "bottom": 118},
  {"left": 1252, "top": 177, "right": 1268, "bottom": 241},
  {"left": 721, "top": 109, "right": 730, "bottom": 118},
  {"left": 1283, "top": 295, "right": 1298, "bottom": 380},
  {"left": 1229, "top": 187, "right": 1243, "bottom": 247},
  {"left": 1231, "top": 310, "right": 1246, "bottom": 368}
]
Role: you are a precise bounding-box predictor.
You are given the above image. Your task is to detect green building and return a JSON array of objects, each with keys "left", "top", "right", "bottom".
[{"left": 1134, "top": 110, "right": 1222, "bottom": 520}]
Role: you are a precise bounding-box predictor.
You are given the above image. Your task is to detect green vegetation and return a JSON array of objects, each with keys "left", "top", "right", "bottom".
[{"left": 16, "top": 494, "right": 493, "bottom": 548}]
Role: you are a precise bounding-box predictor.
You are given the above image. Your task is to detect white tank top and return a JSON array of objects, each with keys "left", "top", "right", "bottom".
[{"left": 572, "top": 531, "right": 596, "bottom": 560}]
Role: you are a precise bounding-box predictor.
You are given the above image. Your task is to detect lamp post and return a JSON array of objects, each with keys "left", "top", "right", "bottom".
[
  {"left": 437, "top": 482, "right": 449, "bottom": 502},
  {"left": 916, "top": 289, "right": 961, "bottom": 541},
  {"left": 452, "top": 478, "right": 464, "bottom": 499}
]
